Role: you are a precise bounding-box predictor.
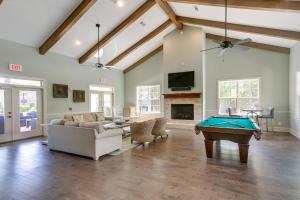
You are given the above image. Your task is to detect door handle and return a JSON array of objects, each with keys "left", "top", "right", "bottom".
[{"left": 7, "top": 116, "right": 12, "bottom": 118}]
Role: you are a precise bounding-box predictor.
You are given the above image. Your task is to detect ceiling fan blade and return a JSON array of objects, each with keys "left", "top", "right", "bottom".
[
  {"left": 218, "top": 49, "right": 226, "bottom": 57},
  {"left": 200, "top": 46, "right": 221, "bottom": 52},
  {"left": 212, "top": 40, "right": 223, "bottom": 45},
  {"left": 233, "top": 38, "right": 252, "bottom": 45},
  {"left": 234, "top": 44, "right": 250, "bottom": 51}
]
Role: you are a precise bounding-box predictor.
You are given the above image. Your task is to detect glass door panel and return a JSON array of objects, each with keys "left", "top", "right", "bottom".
[
  {"left": 90, "top": 93, "right": 102, "bottom": 112},
  {"left": 103, "top": 94, "right": 112, "bottom": 117},
  {"left": 0, "top": 88, "right": 12, "bottom": 143},
  {"left": 19, "top": 90, "right": 38, "bottom": 132},
  {"left": 13, "top": 88, "right": 42, "bottom": 140}
]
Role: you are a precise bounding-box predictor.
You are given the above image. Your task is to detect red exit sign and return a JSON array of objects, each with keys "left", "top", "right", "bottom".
[{"left": 9, "top": 64, "right": 23, "bottom": 72}]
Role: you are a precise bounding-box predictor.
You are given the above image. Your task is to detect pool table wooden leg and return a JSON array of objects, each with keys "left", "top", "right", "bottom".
[
  {"left": 204, "top": 139, "right": 214, "bottom": 158},
  {"left": 239, "top": 143, "right": 249, "bottom": 164}
]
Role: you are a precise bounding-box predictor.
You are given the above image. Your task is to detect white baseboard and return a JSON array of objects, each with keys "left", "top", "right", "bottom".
[
  {"left": 289, "top": 128, "right": 300, "bottom": 139},
  {"left": 273, "top": 127, "right": 290, "bottom": 133}
]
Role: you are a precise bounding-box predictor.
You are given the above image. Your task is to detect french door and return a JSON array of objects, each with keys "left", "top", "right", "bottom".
[
  {"left": 90, "top": 92, "right": 113, "bottom": 117},
  {"left": 0, "top": 87, "right": 42, "bottom": 143}
]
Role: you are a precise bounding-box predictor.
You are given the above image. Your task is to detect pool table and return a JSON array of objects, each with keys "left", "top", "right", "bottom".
[{"left": 195, "top": 116, "right": 261, "bottom": 164}]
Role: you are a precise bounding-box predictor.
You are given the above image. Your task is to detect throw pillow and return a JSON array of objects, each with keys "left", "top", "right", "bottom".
[
  {"left": 95, "top": 112, "right": 105, "bottom": 121},
  {"left": 72, "top": 115, "right": 84, "bottom": 122},
  {"left": 83, "top": 113, "right": 96, "bottom": 122}
]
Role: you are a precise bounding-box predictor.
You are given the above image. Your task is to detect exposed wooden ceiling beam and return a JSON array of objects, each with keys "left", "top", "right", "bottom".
[
  {"left": 206, "top": 33, "right": 290, "bottom": 54},
  {"left": 178, "top": 16, "right": 300, "bottom": 40},
  {"left": 155, "top": 0, "right": 183, "bottom": 29},
  {"left": 164, "top": 0, "right": 300, "bottom": 11},
  {"left": 39, "top": 0, "right": 96, "bottom": 55},
  {"left": 79, "top": 0, "right": 156, "bottom": 64},
  {"left": 124, "top": 45, "right": 163, "bottom": 74},
  {"left": 107, "top": 20, "right": 172, "bottom": 66}
]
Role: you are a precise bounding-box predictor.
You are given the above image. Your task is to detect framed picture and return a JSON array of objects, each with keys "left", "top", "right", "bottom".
[
  {"left": 73, "top": 90, "right": 85, "bottom": 103},
  {"left": 53, "top": 84, "right": 68, "bottom": 98}
]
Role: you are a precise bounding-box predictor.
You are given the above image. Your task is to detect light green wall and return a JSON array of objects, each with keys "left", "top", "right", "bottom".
[
  {"left": 124, "top": 38, "right": 290, "bottom": 128},
  {"left": 0, "top": 39, "right": 124, "bottom": 120},
  {"left": 289, "top": 42, "right": 300, "bottom": 138},
  {"left": 125, "top": 26, "right": 204, "bottom": 108},
  {"left": 125, "top": 51, "right": 163, "bottom": 107},
  {"left": 205, "top": 39, "right": 289, "bottom": 128}
]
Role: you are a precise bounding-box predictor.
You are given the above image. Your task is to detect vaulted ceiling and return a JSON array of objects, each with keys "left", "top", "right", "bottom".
[{"left": 0, "top": 0, "right": 299, "bottom": 72}]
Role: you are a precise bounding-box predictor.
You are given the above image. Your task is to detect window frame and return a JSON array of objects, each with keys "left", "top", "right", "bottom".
[
  {"left": 136, "top": 85, "right": 161, "bottom": 114},
  {"left": 217, "top": 77, "right": 261, "bottom": 115}
]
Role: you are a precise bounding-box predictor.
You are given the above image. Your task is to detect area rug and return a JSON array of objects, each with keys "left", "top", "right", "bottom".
[{"left": 109, "top": 137, "right": 141, "bottom": 156}]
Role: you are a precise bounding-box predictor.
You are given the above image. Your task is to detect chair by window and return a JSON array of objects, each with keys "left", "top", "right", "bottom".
[
  {"left": 227, "top": 107, "right": 241, "bottom": 117},
  {"left": 258, "top": 107, "right": 274, "bottom": 132}
]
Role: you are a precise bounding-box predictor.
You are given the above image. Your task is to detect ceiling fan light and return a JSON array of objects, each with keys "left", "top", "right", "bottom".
[{"left": 93, "top": 48, "right": 104, "bottom": 58}]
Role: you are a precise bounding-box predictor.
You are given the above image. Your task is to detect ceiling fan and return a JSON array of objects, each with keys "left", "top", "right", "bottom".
[
  {"left": 200, "top": 0, "right": 252, "bottom": 57},
  {"left": 83, "top": 23, "right": 116, "bottom": 70}
]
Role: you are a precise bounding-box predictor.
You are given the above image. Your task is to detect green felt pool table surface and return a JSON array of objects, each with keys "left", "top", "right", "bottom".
[{"left": 197, "top": 116, "right": 257, "bottom": 130}]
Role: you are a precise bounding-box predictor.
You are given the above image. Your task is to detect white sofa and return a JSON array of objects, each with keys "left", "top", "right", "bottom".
[{"left": 48, "top": 125, "right": 123, "bottom": 160}]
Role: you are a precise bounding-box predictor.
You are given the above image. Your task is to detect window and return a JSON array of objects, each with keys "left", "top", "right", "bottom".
[
  {"left": 218, "top": 78, "right": 260, "bottom": 115},
  {"left": 0, "top": 77, "right": 42, "bottom": 87},
  {"left": 137, "top": 85, "right": 160, "bottom": 113}
]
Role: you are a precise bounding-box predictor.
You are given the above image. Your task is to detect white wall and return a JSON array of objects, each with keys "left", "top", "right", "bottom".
[
  {"left": 0, "top": 39, "right": 124, "bottom": 121},
  {"left": 205, "top": 39, "right": 290, "bottom": 129},
  {"left": 289, "top": 42, "right": 300, "bottom": 138}
]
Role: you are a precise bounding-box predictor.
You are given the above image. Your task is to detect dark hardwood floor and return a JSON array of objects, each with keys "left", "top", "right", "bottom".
[{"left": 0, "top": 129, "right": 300, "bottom": 200}]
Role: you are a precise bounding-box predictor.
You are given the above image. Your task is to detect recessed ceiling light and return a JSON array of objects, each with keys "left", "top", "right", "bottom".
[
  {"left": 75, "top": 40, "right": 81, "bottom": 46},
  {"left": 116, "top": 0, "right": 124, "bottom": 7}
]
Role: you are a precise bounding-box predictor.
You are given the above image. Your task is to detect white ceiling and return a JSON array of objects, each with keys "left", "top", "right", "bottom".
[
  {"left": 0, "top": 0, "right": 299, "bottom": 71},
  {"left": 0, "top": 0, "right": 81, "bottom": 47}
]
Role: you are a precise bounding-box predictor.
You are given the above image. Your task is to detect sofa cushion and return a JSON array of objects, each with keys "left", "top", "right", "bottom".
[
  {"left": 83, "top": 113, "right": 96, "bottom": 122},
  {"left": 64, "top": 114, "right": 73, "bottom": 122},
  {"left": 50, "top": 119, "right": 65, "bottom": 125},
  {"left": 95, "top": 112, "right": 105, "bottom": 121},
  {"left": 72, "top": 114, "right": 84, "bottom": 122},
  {"left": 79, "top": 121, "right": 105, "bottom": 133},
  {"left": 64, "top": 121, "right": 79, "bottom": 127}
]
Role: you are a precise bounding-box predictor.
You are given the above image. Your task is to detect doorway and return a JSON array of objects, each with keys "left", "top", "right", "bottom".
[
  {"left": 0, "top": 86, "right": 43, "bottom": 143},
  {"left": 89, "top": 85, "right": 114, "bottom": 117}
]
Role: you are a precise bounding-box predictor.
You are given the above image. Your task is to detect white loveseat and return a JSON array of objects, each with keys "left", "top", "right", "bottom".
[{"left": 47, "top": 112, "right": 123, "bottom": 160}]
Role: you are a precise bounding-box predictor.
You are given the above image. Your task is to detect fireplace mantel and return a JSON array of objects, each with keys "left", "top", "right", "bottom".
[{"left": 162, "top": 93, "right": 201, "bottom": 99}]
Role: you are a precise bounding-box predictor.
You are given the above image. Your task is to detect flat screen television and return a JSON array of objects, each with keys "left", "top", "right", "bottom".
[{"left": 168, "top": 71, "right": 194, "bottom": 88}]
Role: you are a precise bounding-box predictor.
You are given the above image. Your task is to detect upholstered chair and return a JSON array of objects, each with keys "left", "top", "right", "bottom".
[
  {"left": 130, "top": 119, "right": 156, "bottom": 144},
  {"left": 152, "top": 117, "right": 168, "bottom": 141}
]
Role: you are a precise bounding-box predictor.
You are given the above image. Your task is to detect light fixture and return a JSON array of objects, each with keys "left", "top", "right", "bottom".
[
  {"left": 140, "top": 21, "right": 146, "bottom": 27},
  {"left": 75, "top": 40, "right": 81, "bottom": 46},
  {"left": 93, "top": 48, "right": 104, "bottom": 58},
  {"left": 116, "top": 0, "right": 124, "bottom": 7},
  {"left": 194, "top": 5, "right": 199, "bottom": 11}
]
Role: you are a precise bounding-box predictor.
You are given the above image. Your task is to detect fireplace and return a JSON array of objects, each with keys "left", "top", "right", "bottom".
[{"left": 171, "top": 104, "right": 194, "bottom": 120}]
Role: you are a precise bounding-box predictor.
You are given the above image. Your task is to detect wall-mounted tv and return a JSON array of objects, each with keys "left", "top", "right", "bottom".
[{"left": 168, "top": 71, "right": 195, "bottom": 89}]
